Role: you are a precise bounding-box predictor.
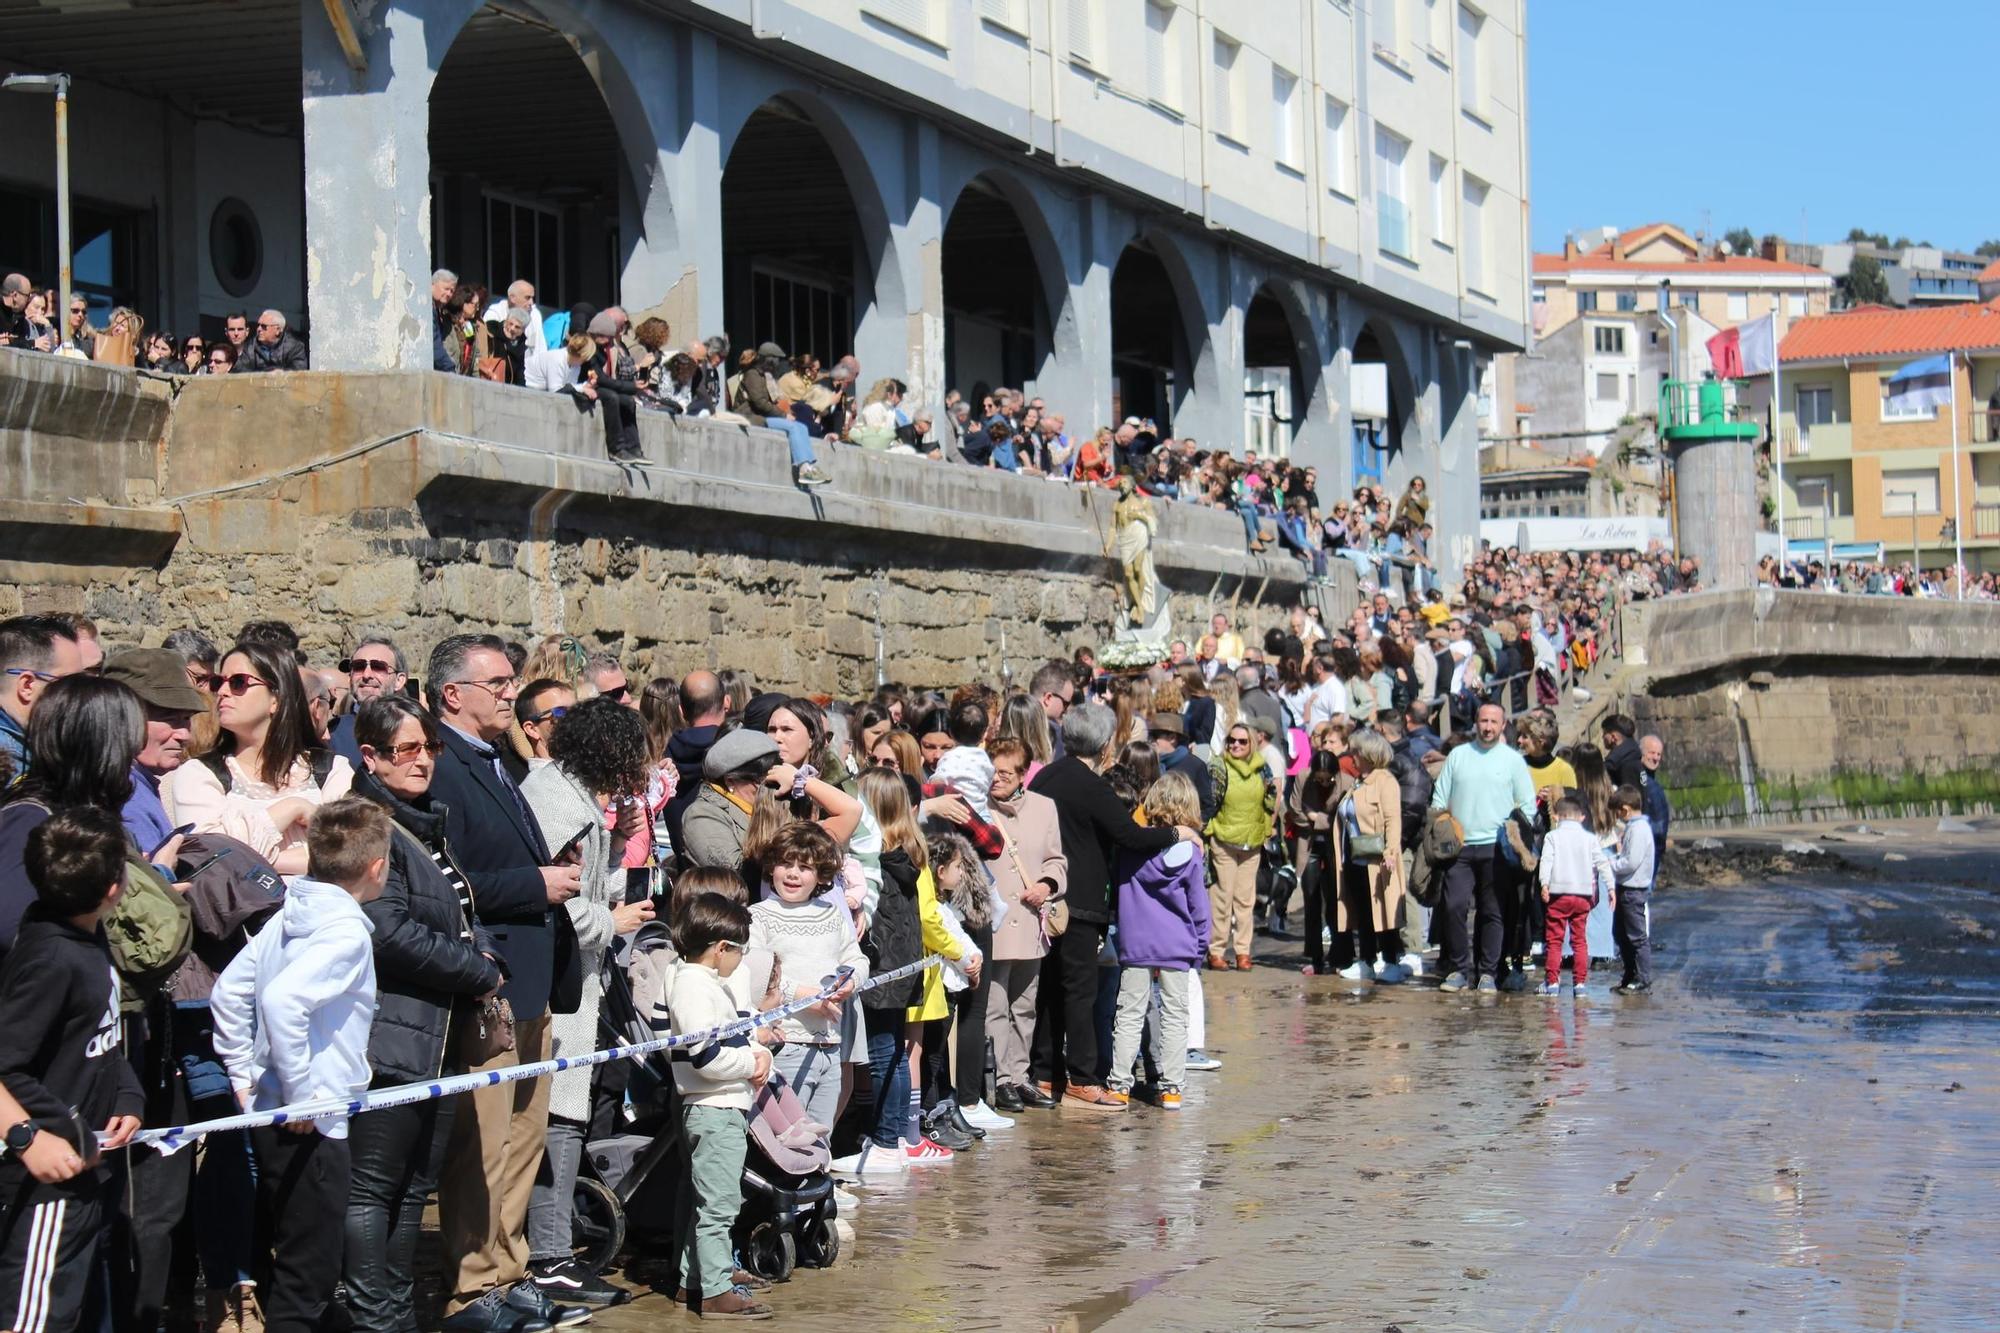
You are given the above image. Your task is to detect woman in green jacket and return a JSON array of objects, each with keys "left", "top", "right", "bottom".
[{"left": 1206, "top": 723, "right": 1277, "bottom": 969}]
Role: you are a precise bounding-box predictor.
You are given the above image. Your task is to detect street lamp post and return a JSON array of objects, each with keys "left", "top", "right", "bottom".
[
  {"left": 1890, "top": 489, "right": 1919, "bottom": 583},
  {"left": 3, "top": 73, "right": 71, "bottom": 338}
]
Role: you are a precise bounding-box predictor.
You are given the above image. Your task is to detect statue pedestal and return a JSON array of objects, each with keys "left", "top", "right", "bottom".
[{"left": 1114, "top": 604, "right": 1173, "bottom": 646}]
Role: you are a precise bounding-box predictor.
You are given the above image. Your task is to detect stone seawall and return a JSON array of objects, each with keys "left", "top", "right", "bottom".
[
  {"left": 1612, "top": 589, "right": 2000, "bottom": 825},
  {"left": 0, "top": 351, "right": 1329, "bottom": 692}
]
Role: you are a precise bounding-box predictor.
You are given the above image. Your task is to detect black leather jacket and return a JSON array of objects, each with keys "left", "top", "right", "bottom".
[{"left": 354, "top": 771, "right": 503, "bottom": 1084}]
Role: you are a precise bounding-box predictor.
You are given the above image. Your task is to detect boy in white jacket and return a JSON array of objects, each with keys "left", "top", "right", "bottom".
[
  {"left": 1536, "top": 795, "right": 1612, "bottom": 997},
  {"left": 212, "top": 797, "right": 387, "bottom": 1333},
  {"left": 663, "top": 893, "right": 774, "bottom": 1321}
]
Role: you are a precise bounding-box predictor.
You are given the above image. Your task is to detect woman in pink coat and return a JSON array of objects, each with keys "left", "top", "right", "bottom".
[{"left": 984, "top": 737, "right": 1068, "bottom": 1112}]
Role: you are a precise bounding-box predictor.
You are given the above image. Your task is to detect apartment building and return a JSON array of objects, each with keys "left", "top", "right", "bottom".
[
  {"left": 1771, "top": 301, "right": 2000, "bottom": 570},
  {"left": 1, "top": 0, "right": 1531, "bottom": 549},
  {"left": 1797, "top": 241, "right": 1991, "bottom": 308}
]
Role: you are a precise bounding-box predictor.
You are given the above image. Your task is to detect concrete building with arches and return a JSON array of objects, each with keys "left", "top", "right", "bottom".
[{"left": 1, "top": 0, "right": 1528, "bottom": 573}]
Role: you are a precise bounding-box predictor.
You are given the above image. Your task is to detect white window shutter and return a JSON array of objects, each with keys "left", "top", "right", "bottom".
[{"left": 1067, "top": 0, "right": 1095, "bottom": 65}]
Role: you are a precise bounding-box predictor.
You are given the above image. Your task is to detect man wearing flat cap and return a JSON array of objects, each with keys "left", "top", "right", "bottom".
[{"left": 103, "top": 648, "right": 210, "bottom": 856}]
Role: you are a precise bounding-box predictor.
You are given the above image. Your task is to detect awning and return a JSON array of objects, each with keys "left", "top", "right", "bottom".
[
  {"left": 1786, "top": 540, "right": 1884, "bottom": 561},
  {"left": 1888, "top": 354, "right": 1951, "bottom": 383}
]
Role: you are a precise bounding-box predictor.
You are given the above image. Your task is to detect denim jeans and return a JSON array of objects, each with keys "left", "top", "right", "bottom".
[
  {"left": 765, "top": 416, "right": 817, "bottom": 468},
  {"left": 1235, "top": 501, "right": 1263, "bottom": 545},
  {"left": 863, "top": 1010, "right": 911, "bottom": 1148},
  {"left": 525, "top": 1115, "right": 588, "bottom": 1265}
]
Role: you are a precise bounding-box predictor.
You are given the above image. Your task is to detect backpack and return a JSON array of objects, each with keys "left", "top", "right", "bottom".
[
  {"left": 165, "top": 832, "right": 287, "bottom": 1002},
  {"left": 109, "top": 854, "right": 194, "bottom": 1012}
]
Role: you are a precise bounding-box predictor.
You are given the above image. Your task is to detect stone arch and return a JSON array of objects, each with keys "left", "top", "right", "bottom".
[
  {"left": 427, "top": 2, "right": 669, "bottom": 309},
  {"left": 1349, "top": 313, "right": 1425, "bottom": 491},
  {"left": 1242, "top": 275, "right": 1323, "bottom": 453},
  {"left": 717, "top": 89, "right": 908, "bottom": 363},
  {"left": 939, "top": 167, "right": 1079, "bottom": 397},
  {"left": 1109, "top": 226, "right": 1216, "bottom": 431}
]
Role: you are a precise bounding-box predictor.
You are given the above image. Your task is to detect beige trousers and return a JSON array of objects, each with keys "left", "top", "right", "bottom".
[
  {"left": 439, "top": 1014, "right": 552, "bottom": 1313},
  {"left": 1209, "top": 842, "right": 1261, "bottom": 959}
]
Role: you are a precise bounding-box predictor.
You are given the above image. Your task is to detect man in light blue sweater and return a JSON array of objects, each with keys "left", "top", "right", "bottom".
[{"left": 1428, "top": 703, "right": 1535, "bottom": 992}]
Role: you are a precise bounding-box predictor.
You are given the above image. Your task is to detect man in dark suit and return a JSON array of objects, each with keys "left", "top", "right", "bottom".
[{"left": 425, "top": 633, "right": 585, "bottom": 1333}]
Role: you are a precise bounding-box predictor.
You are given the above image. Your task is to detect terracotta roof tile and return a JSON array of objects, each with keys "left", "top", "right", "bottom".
[
  {"left": 1779, "top": 299, "right": 2000, "bottom": 363},
  {"left": 1982, "top": 257, "right": 2000, "bottom": 283},
  {"left": 1534, "top": 252, "right": 1827, "bottom": 277}
]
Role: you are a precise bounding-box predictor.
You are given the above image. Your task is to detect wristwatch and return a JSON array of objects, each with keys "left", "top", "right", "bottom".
[{"left": 4, "top": 1119, "right": 35, "bottom": 1154}]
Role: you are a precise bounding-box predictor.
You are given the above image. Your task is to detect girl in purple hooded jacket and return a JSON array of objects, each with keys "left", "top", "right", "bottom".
[{"left": 1104, "top": 772, "right": 1210, "bottom": 1110}]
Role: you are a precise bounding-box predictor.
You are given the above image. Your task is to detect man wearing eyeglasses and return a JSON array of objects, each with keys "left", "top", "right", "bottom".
[
  {"left": 0, "top": 615, "right": 83, "bottom": 782},
  {"left": 1028, "top": 660, "right": 1075, "bottom": 761},
  {"left": 424, "top": 635, "right": 588, "bottom": 1333},
  {"left": 516, "top": 681, "right": 575, "bottom": 763},
  {"left": 329, "top": 637, "right": 408, "bottom": 768},
  {"left": 230, "top": 308, "right": 309, "bottom": 373},
  {"left": 581, "top": 653, "right": 636, "bottom": 710}
]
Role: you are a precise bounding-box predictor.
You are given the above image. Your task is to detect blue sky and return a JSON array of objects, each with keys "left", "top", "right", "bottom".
[{"left": 1528, "top": 0, "right": 1991, "bottom": 255}]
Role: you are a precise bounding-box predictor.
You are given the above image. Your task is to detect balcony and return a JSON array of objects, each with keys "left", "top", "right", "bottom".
[
  {"left": 1780, "top": 419, "right": 1852, "bottom": 460},
  {"left": 1978, "top": 504, "right": 2000, "bottom": 540},
  {"left": 1974, "top": 408, "right": 2000, "bottom": 446}
]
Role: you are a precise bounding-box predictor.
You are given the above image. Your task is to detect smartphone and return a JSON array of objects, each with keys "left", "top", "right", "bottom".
[
  {"left": 150, "top": 823, "right": 196, "bottom": 859},
  {"left": 175, "top": 847, "right": 231, "bottom": 883}
]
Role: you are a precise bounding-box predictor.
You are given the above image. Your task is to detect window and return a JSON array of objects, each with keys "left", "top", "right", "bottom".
[
  {"left": 1065, "top": 0, "right": 1098, "bottom": 66},
  {"left": 1679, "top": 288, "right": 1700, "bottom": 309},
  {"left": 1211, "top": 32, "right": 1244, "bottom": 143},
  {"left": 1882, "top": 467, "right": 1940, "bottom": 515},
  {"left": 1796, "top": 385, "right": 1834, "bottom": 427},
  {"left": 1144, "top": 2, "right": 1181, "bottom": 110},
  {"left": 1428, "top": 154, "right": 1451, "bottom": 245},
  {"left": 1576, "top": 290, "right": 1599, "bottom": 313},
  {"left": 1323, "top": 97, "right": 1354, "bottom": 196},
  {"left": 1727, "top": 291, "right": 1749, "bottom": 321},
  {"left": 1593, "top": 326, "right": 1625, "bottom": 355},
  {"left": 1374, "top": 125, "right": 1411, "bottom": 258},
  {"left": 1457, "top": 4, "right": 1485, "bottom": 115},
  {"left": 1461, "top": 172, "right": 1489, "bottom": 292},
  {"left": 1271, "top": 66, "right": 1302, "bottom": 169},
  {"left": 483, "top": 192, "right": 564, "bottom": 310},
  {"left": 977, "top": 0, "right": 1027, "bottom": 34},
  {"left": 1595, "top": 372, "right": 1621, "bottom": 402},
  {"left": 1374, "top": 0, "right": 1401, "bottom": 57},
  {"left": 1787, "top": 293, "right": 1807, "bottom": 318},
  {"left": 863, "top": 0, "right": 944, "bottom": 44},
  {"left": 1615, "top": 291, "right": 1638, "bottom": 312},
  {"left": 1424, "top": 0, "right": 1450, "bottom": 55}
]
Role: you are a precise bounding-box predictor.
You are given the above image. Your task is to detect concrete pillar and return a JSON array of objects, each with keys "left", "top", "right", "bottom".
[
  {"left": 1671, "top": 433, "right": 1758, "bottom": 589},
  {"left": 300, "top": 0, "right": 475, "bottom": 370},
  {"left": 1287, "top": 281, "right": 1344, "bottom": 482},
  {"left": 1061, "top": 194, "right": 1118, "bottom": 432},
  {"left": 1433, "top": 340, "right": 1482, "bottom": 584},
  {"left": 902, "top": 121, "right": 946, "bottom": 406},
  {"left": 1329, "top": 291, "right": 1357, "bottom": 498}
]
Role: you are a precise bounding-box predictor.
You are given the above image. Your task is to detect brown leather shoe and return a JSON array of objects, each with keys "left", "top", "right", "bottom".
[
  {"left": 1208, "top": 953, "right": 1232, "bottom": 971},
  {"left": 675, "top": 1287, "right": 775, "bottom": 1318},
  {"left": 1062, "top": 1083, "right": 1127, "bottom": 1112},
  {"left": 1235, "top": 954, "right": 1254, "bottom": 971}
]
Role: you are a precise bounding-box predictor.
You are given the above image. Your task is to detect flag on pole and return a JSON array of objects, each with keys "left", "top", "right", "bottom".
[
  {"left": 1886, "top": 355, "right": 1953, "bottom": 417},
  {"left": 1706, "top": 314, "right": 1777, "bottom": 379}
]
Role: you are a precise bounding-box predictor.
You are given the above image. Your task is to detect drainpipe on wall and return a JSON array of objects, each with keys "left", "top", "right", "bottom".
[{"left": 1193, "top": 0, "right": 1213, "bottom": 229}]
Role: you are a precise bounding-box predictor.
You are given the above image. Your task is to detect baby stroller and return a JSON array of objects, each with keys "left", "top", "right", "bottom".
[
  {"left": 732, "top": 1067, "right": 839, "bottom": 1282},
  {"left": 576, "top": 923, "right": 840, "bottom": 1283}
]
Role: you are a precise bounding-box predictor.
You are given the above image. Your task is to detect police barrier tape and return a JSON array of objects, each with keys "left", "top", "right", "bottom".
[{"left": 131, "top": 953, "right": 943, "bottom": 1153}]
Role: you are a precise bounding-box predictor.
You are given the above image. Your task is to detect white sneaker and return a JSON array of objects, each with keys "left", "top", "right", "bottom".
[
  {"left": 961, "top": 1100, "right": 1014, "bottom": 1131},
  {"left": 836, "top": 1143, "right": 907, "bottom": 1176},
  {"left": 1399, "top": 952, "right": 1426, "bottom": 977},
  {"left": 1334, "top": 961, "right": 1374, "bottom": 982},
  {"left": 832, "top": 1186, "right": 860, "bottom": 1211},
  {"left": 1375, "top": 963, "right": 1407, "bottom": 984}
]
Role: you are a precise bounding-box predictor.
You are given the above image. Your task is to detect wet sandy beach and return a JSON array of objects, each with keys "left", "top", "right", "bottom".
[{"left": 582, "top": 841, "right": 2000, "bottom": 1331}]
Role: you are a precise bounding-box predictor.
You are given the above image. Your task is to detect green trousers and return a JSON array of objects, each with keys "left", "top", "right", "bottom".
[{"left": 679, "top": 1104, "right": 748, "bottom": 1299}]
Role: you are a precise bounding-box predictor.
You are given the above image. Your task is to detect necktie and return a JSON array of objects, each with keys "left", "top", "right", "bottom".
[{"left": 487, "top": 750, "right": 548, "bottom": 861}]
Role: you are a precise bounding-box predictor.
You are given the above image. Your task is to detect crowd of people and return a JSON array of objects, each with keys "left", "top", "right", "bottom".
[
  {"left": 0, "top": 599, "right": 1675, "bottom": 1331},
  {"left": 1760, "top": 552, "right": 2000, "bottom": 600}
]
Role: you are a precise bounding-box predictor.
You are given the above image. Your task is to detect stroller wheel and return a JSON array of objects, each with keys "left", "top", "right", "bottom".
[
  {"left": 571, "top": 1176, "right": 626, "bottom": 1273},
  {"left": 743, "top": 1220, "right": 796, "bottom": 1283},
  {"left": 797, "top": 1215, "right": 841, "bottom": 1269}
]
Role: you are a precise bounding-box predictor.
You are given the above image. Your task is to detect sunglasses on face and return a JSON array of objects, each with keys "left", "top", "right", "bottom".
[
  {"left": 521, "top": 706, "right": 569, "bottom": 726},
  {"left": 217, "top": 673, "right": 271, "bottom": 695},
  {"left": 379, "top": 740, "right": 443, "bottom": 764},
  {"left": 340, "top": 657, "right": 396, "bottom": 675},
  {"left": 715, "top": 940, "right": 746, "bottom": 955},
  {"left": 597, "top": 683, "right": 630, "bottom": 703},
  {"left": 1227, "top": 735, "right": 1252, "bottom": 748},
  {"left": 3, "top": 667, "right": 58, "bottom": 685}
]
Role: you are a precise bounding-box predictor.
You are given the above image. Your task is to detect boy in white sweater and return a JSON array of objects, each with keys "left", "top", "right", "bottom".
[
  {"left": 748, "top": 823, "right": 867, "bottom": 1140},
  {"left": 664, "top": 893, "right": 774, "bottom": 1320},
  {"left": 1536, "top": 795, "right": 1612, "bottom": 997},
  {"left": 211, "top": 797, "right": 386, "bottom": 1333}
]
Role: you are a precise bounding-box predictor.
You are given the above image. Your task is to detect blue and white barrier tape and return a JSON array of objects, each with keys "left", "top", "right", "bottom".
[{"left": 133, "top": 953, "right": 941, "bottom": 1153}]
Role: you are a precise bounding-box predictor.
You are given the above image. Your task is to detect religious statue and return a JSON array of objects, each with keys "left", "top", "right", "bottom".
[{"left": 1107, "top": 476, "right": 1160, "bottom": 628}]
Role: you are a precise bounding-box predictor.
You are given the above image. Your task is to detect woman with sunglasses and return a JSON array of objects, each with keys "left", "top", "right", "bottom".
[
  {"left": 1204, "top": 722, "right": 1277, "bottom": 970},
  {"left": 205, "top": 344, "right": 237, "bottom": 374},
  {"left": 166, "top": 639, "right": 352, "bottom": 876},
  {"left": 178, "top": 334, "right": 208, "bottom": 374},
  {"left": 344, "top": 696, "right": 503, "bottom": 1333}
]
